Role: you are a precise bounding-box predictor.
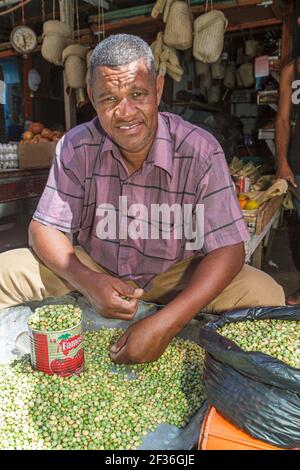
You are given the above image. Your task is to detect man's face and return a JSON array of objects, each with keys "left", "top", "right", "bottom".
[{"left": 88, "top": 59, "right": 164, "bottom": 155}]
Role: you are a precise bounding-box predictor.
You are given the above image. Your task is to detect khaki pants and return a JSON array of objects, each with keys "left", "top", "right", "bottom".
[{"left": 0, "top": 246, "right": 285, "bottom": 311}]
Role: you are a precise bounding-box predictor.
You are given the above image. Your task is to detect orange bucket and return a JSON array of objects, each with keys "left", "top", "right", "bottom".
[{"left": 199, "top": 406, "right": 287, "bottom": 450}]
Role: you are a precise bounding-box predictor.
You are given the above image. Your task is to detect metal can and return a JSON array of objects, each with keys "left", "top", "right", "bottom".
[
  {"left": 238, "top": 176, "right": 251, "bottom": 193},
  {"left": 28, "top": 320, "right": 84, "bottom": 377}
]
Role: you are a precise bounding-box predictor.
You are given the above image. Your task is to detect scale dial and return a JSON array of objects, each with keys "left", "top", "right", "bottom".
[{"left": 10, "top": 25, "right": 37, "bottom": 54}]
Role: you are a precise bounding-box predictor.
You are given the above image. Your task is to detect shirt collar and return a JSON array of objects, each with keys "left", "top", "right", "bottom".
[{"left": 98, "top": 113, "right": 174, "bottom": 178}]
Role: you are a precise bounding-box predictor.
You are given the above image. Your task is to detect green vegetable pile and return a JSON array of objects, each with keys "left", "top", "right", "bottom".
[
  {"left": 28, "top": 304, "right": 82, "bottom": 331},
  {"left": 219, "top": 319, "right": 300, "bottom": 369},
  {"left": 0, "top": 328, "right": 205, "bottom": 450}
]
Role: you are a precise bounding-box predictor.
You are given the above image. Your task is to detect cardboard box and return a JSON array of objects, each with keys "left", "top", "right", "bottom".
[
  {"left": 242, "top": 194, "right": 284, "bottom": 235},
  {"left": 18, "top": 142, "right": 56, "bottom": 169}
]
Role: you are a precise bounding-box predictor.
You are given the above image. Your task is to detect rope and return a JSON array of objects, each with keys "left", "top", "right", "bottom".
[
  {"left": 97, "top": 0, "right": 105, "bottom": 41},
  {"left": 0, "top": 0, "right": 31, "bottom": 17},
  {"left": 21, "top": 0, "right": 25, "bottom": 23},
  {"left": 76, "top": 0, "right": 80, "bottom": 43},
  {"left": 101, "top": 0, "right": 105, "bottom": 38},
  {"left": 205, "top": 0, "right": 213, "bottom": 14},
  {"left": 97, "top": 0, "right": 100, "bottom": 42},
  {"left": 53, "top": 0, "right": 55, "bottom": 20},
  {"left": 41, "top": 0, "right": 46, "bottom": 23},
  {"left": 10, "top": 12, "right": 15, "bottom": 28}
]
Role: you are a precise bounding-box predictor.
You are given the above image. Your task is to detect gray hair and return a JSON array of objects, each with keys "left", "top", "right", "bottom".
[{"left": 90, "top": 34, "right": 156, "bottom": 83}]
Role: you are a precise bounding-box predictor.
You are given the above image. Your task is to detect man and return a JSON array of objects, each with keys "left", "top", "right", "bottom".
[
  {"left": 276, "top": 57, "right": 300, "bottom": 305},
  {"left": 0, "top": 34, "right": 285, "bottom": 363}
]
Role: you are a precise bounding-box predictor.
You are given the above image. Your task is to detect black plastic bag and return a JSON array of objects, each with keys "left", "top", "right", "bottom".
[{"left": 198, "top": 306, "right": 300, "bottom": 448}]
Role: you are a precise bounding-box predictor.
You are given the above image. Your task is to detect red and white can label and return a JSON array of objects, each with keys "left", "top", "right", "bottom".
[{"left": 29, "top": 322, "right": 84, "bottom": 377}]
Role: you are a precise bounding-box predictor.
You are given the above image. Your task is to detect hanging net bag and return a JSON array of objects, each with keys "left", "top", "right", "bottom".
[{"left": 193, "top": 0, "right": 228, "bottom": 63}]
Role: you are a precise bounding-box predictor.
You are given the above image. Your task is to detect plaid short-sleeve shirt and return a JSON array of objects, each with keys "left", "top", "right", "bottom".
[{"left": 33, "top": 112, "right": 249, "bottom": 290}]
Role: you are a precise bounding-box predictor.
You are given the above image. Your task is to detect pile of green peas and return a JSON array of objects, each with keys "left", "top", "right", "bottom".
[
  {"left": 28, "top": 304, "right": 82, "bottom": 331},
  {"left": 219, "top": 319, "right": 300, "bottom": 368},
  {"left": 0, "top": 328, "right": 205, "bottom": 450}
]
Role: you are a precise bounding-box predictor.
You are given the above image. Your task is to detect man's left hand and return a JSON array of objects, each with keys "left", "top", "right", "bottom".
[{"left": 110, "top": 315, "right": 173, "bottom": 364}]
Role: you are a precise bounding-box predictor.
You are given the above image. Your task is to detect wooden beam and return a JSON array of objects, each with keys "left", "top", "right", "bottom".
[
  {"left": 22, "top": 55, "right": 33, "bottom": 122},
  {"left": 88, "top": 0, "right": 268, "bottom": 23},
  {"left": 227, "top": 17, "right": 282, "bottom": 32},
  {"left": 90, "top": 16, "right": 163, "bottom": 34},
  {"left": 63, "top": 71, "right": 77, "bottom": 131},
  {"left": 90, "top": 15, "right": 282, "bottom": 36},
  {"left": 280, "top": 1, "right": 293, "bottom": 68},
  {"left": 60, "top": 0, "right": 77, "bottom": 130},
  {"left": 191, "top": 0, "right": 272, "bottom": 15}
]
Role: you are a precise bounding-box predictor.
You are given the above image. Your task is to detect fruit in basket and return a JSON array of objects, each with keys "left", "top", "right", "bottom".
[
  {"left": 52, "top": 130, "right": 63, "bottom": 140},
  {"left": 238, "top": 194, "right": 249, "bottom": 209},
  {"left": 21, "top": 124, "right": 64, "bottom": 144},
  {"left": 41, "top": 128, "right": 54, "bottom": 140},
  {"left": 29, "top": 122, "right": 44, "bottom": 135},
  {"left": 244, "top": 200, "right": 259, "bottom": 210},
  {"left": 23, "top": 131, "right": 34, "bottom": 141}
]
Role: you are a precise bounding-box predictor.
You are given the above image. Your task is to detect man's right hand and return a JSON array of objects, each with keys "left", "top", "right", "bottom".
[
  {"left": 277, "top": 163, "right": 297, "bottom": 187},
  {"left": 81, "top": 272, "right": 144, "bottom": 320}
]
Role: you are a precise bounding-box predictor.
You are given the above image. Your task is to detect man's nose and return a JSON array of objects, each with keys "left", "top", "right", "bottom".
[{"left": 114, "top": 98, "right": 136, "bottom": 119}]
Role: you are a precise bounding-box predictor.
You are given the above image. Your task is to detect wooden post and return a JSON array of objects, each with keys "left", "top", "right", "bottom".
[
  {"left": 63, "top": 71, "right": 77, "bottom": 131},
  {"left": 281, "top": 1, "right": 293, "bottom": 68},
  {"left": 59, "top": 0, "right": 76, "bottom": 130},
  {"left": 23, "top": 55, "right": 33, "bottom": 122}
]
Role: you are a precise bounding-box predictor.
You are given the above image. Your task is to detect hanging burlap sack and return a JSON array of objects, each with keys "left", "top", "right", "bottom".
[
  {"left": 151, "top": 32, "right": 164, "bottom": 71},
  {"left": 159, "top": 61, "right": 167, "bottom": 76},
  {"left": 166, "top": 63, "right": 183, "bottom": 81},
  {"left": 245, "top": 39, "right": 259, "bottom": 57},
  {"left": 42, "top": 20, "right": 73, "bottom": 66},
  {"left": 42, "top": 34, "right": 73, "bottom": 66},
  {"left": 224, "top": 63, "right": 236, "bottom": 89},
  {"left": 193, "top": 9, "right": 228, "bottom": 63},
  {"left": 163, "top": 1, "right": 193, "bottom": 50},
  {"left": 239, "top": 63, "right": 254, "bottom": 87},
  {"left": 63, "top": 44, "right": 88, "bottom": 89},
  {"left": 43, "top": 20, "right": 72, "bottom": 37},
  {"left": 151, "top": 0, "right": 167, "bottom": 18},
  {"left": 86, "top": 49, "right": 94, "bottom": 85},
  {"left": 236, "top": 68, "right": 243, "bottom": 87},
  {"left": 199, "top": 68, "right": 212, "bottom": 91},
  {"left": 207, "top": 83, "right": 221, "bottom": 103},
  {"left": 195, "top": 60, "right": 210, "bottom": 76},
  {"left": 211, "top": 58, "right": 225, "bottom": 79}
]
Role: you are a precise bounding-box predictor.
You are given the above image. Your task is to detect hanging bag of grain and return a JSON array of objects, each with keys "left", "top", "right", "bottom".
[
  {"left": 207, "top": 83, "right": 221, "bottom": 103},
  {"left": 163, "top": 1, "right": 193, "bottom": 50},
  {"left": 86, "top": 49, "right": 94, "bottom": 85},
  {"left": 224, "top": 63, "right": 236, "bottom": 89},
  {"left": 193, "top": 0, "right": 228, "bottom": 63},
  {"left": 239, "top": 63, "right": 254, "bottom": 87},
  {"left": 199, "top": 67, "right": 212, "bottom": 92},
  {"left": 245, "top": 31, "right": 259, "bottom": 58},
  {"left": 41, "top": 20, "right": 73, "bottom": 66},
  {"left": 211, "top": 58, "right": 225, "bottom": 79},
  {"left": 198, "top": 306, "right": 300, "bottom": 449},
  {"left": 195, "top": 60, "right": 210, "bottom": 76},
  {"left": 62, "top": 44, "right": 88, "bottom": 89}
]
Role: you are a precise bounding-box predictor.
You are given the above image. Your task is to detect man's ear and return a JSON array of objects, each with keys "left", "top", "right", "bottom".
[
  {"left": 156, "top": 73, "right": 165, "bottom": 105},
  {"left": 87, "top": 83, "right": 95, "bottom": 109}
]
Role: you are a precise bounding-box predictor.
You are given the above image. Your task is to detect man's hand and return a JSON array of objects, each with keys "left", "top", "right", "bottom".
[
  {"left": 277, "top": 163, "right": 297, "bottom": 187},
  {"left": 82, "top": 272, "right": 144, "bottom": 320},
  {"left": 110, "top": 314, "right": 173, "bottom": 364}
]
